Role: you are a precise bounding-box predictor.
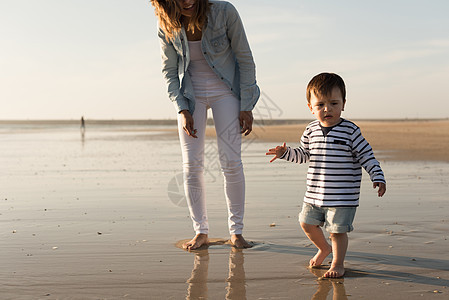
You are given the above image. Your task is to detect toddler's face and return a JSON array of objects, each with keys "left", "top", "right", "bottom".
[{"left": 308, "top": 87, "right": 345, "bottom": 127}]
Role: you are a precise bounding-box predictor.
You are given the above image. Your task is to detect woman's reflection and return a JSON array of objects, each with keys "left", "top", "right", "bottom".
[
  {"left": 186, "top": 250, "right": 209, "bottom": 299},
  {"left": 226, "top": 248, "right": 247, "bottom": 299},
  {"left": 186, "top": 247, "right": 247, "bottom": 300}
]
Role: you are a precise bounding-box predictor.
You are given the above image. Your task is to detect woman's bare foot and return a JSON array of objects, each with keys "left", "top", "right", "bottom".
[
  {"left": 324, "top": 264, "right": 345, "bottom": 278},
  {"left": 230, "top": 234, "right": 252, "bottom": 249},
  {"left": 309, "top": 244, "right": 332, "bottom": 267},
  {"left": 183, "top": 233, "right": 209, "bottom": 251}
]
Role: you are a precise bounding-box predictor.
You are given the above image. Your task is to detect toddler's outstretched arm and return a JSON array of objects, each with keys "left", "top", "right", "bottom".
[{"left": 266, "top": 142, "right": 287, "bottom": 162}]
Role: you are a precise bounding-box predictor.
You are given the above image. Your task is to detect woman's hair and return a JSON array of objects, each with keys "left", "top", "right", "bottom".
[
  {"left": 150, "top": 0, "right": 210, "bottom": 40},
  {"left": 306, "top": 72, "right": 346, "bottom": 103}
]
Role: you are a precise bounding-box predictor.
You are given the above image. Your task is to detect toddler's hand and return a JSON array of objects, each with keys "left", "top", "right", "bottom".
[
  {"left": 266, "top": 142, "right": 287, "bottom": 163},
  {"left": 373, "top": 182, "right": 386, "bottom": 197}
]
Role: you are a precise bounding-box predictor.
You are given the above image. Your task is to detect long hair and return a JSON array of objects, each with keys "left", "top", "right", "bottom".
[{"left": 150, "top": 0, "right": 210, "bottom": 40}]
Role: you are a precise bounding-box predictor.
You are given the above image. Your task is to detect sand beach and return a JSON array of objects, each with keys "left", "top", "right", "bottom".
[{"left": 1, "top": 119, "right": 448, "bottom": 299}]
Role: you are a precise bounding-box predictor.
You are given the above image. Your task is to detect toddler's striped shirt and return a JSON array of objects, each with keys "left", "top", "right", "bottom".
[{"left": 280, "top": 119, "right": 385, "bottom": 207}]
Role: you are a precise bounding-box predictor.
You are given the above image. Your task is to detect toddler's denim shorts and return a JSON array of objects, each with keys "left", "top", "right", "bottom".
[{"left": 299, "top": 202, "right": 357, "bottom": 233}]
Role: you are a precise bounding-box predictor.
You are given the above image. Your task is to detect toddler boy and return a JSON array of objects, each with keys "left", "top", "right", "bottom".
[{"left": 266, "top": 72, "right": 386, "bottom": 278}]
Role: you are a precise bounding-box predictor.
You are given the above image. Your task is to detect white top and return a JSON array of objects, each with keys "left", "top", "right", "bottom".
[{"left": 187, "top": 40, "right": 230, "bottom": 98}]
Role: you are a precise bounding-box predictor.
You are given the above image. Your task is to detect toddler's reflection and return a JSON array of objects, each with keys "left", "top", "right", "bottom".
[
  {"left": 186, "top": 248, "right": 246, "bottom": 300},
  {"left": 308, "top": 267, "right": 348, "bottom": 300}
]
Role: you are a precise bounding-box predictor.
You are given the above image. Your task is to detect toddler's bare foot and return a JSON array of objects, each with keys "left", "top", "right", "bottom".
[
  {"left": 183, "top": 233, "right": 209, "bottom": 251},
  {"left": 230, "top": 234, "right": 252, "bottom": 249},
  {"left": 309, "top": 245, "right": 332, "bottom": 267},
  {"left": 324, "top": 264, "right": 345, "bottom": 278}
]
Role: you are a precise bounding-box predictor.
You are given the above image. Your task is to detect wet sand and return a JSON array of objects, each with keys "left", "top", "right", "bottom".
[{"left": 1, "top": 120, "right": 448, "bottom": 299}]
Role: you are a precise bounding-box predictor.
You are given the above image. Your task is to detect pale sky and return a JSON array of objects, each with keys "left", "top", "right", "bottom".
[{"left": 1, "top": 0, "right": 448, "bottom": 120}]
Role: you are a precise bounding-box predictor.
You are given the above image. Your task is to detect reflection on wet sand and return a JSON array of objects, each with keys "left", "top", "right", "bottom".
[
  {"left": 186, "top": 251, "right": 209, "bottom": 299},
  {"left": 309, "top": 267, "right": 348, "bottom": 300},
  {"left": 226, "top": 248, "right": 246, "bottom": 299},
  {"left": 186, "top": 248, "right": 246, "bottom": 300},
  {"left": 81, "top": 131, "right": 85, "bottom": 148}
]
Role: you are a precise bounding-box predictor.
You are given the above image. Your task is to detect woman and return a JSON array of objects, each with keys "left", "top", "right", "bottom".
[{"left": 150, "top": 0, "right": 260, "bottom": 250}]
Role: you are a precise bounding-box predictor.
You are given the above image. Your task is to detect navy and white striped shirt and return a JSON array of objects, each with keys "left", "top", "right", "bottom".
[{"left": 281, "top": 119, "right": 386, "bottom": 207}]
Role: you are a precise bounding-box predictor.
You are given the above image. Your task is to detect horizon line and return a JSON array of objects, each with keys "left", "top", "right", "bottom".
[{"left": 0, "top": 117, "right": 448, "bottom": 124}]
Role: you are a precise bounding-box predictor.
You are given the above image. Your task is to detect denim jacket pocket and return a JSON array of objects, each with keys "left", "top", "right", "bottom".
[{"left": 210, "top": 33, "right": 230, "bottom": 53}]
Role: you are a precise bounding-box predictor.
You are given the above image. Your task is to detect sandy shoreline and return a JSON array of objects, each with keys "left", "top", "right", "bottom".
[
  {"left": 206, "top": 119, "right": 449, "bottom": 162},
  {"left": 3, "top": 118, "right": 448, "bottom": 162},
  {"left": 1, "top": 121, "right": 448, "bottom": 299}
]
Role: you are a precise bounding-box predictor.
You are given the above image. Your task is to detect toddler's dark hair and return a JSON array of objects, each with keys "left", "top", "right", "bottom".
[{"left": 306, "top": 73, "right": 346, "bottom": 103}]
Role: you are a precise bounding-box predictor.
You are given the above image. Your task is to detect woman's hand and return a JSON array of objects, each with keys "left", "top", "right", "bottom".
[
  {"left": 266, "top": 142, "right": 287, "bottom": 162},
  {"left": 239, "top": 111, "right": 253, "bottom": 136},
  {"left": 180, "top": 110, "right": 197, "bottom": 138}
]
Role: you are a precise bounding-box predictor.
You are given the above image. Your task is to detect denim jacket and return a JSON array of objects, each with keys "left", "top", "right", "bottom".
[{"left": 157, "top": 0, "right": 260, "bottom": 114}]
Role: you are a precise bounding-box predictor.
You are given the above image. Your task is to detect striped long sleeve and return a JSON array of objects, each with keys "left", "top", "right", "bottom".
[
  {"left": 351, "top": 127, "right": 386, "bottom": 184},
  {"left": 281, "top": 119, "right": 386, "bottom": 207},
  {"left": 280, "top": 131, "right": 311, "bottom": 164}
]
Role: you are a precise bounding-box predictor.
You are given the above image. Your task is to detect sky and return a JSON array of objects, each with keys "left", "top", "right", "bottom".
[{"left": 1, "top": 0, "right": 449, "bottom": 120}]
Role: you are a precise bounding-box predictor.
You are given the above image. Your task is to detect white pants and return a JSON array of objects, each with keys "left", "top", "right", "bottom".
[{"left": 177, "top": 92, "right": 245, "bottom": 235}]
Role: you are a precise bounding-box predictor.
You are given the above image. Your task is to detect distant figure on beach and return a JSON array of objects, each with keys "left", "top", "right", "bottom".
[
  {"left": 266, "top": 73, "right": 386, "bottom": 278},
  {"left": 80, "top": 116, "right": 85, "bottom": 135},
  {"left": 150, "top": 0, "right": 260, "bottom": 250}
]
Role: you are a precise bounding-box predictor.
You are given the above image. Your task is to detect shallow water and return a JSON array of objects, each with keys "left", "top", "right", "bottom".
[{"left": 1, "top": 124, "right": 448, "bottom": 299}]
